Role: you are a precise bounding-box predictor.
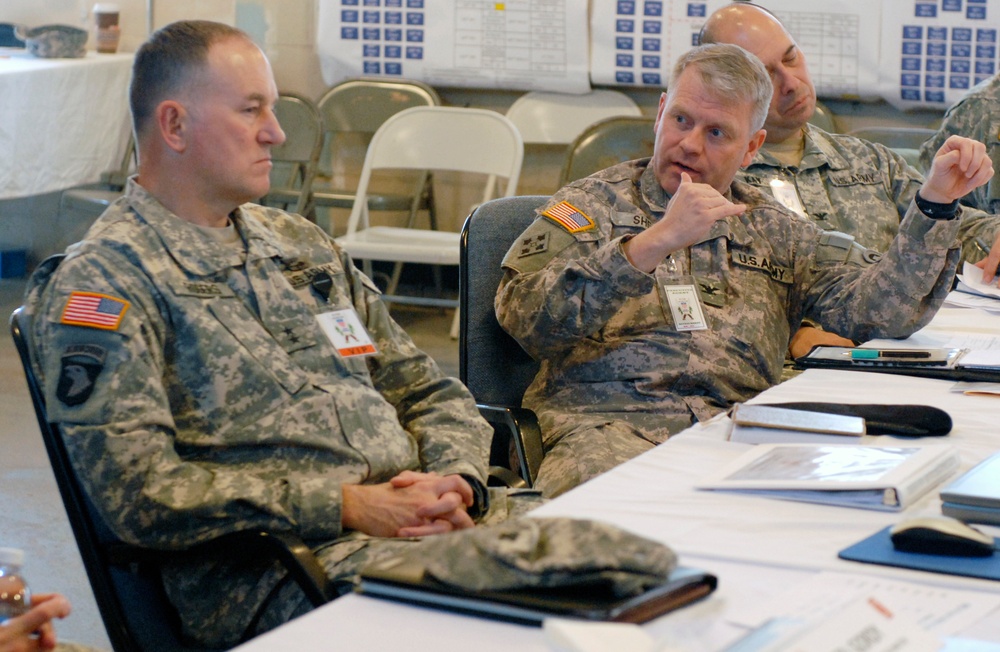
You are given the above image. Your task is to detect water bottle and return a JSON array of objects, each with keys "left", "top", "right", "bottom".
[{"left": 0, "top": 548, "right": 31, "bottom": 624}]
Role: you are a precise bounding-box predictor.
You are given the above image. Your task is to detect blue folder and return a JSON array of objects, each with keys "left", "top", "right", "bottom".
[{"left": 838, "top": 526, "right": 1000, "bottom": 581}]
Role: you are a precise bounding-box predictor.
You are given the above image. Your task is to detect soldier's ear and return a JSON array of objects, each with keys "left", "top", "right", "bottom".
[
  {"left": 741, "top": 129, "right": 766, "bottom": 167},
  {"left": 156, "top": 100, "right": 189, "bottom": 153}
]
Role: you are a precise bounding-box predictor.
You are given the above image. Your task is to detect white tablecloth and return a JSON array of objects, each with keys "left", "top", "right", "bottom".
[
  {"left": 0, "top": 48, "right": 132, "bottom": 200},
  {"left": 233, "top": 301, "right": 1000, "bottom": 651}
]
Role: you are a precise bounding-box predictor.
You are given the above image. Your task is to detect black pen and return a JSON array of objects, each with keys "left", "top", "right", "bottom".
[{"left": 850, "top": 349, "right": 932, "bottom": 359}]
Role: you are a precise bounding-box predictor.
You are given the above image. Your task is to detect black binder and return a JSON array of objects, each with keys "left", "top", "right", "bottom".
[{"left": 796, "top": 346, "right": 1000, "bottom": 382}]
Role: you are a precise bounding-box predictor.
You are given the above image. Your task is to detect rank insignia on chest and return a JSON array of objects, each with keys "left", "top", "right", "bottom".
[
  {"left": 60, "top": 292, "right": 129, "bottom": 330},
  {"left": 517, "top": 232, "right": 550, "bottom": 258},
  {"left": 542, "top": 201, "right": 595, "bottom": 233},
  {"left": 57, "top": 344, "right": 106, "bottom": 407}
]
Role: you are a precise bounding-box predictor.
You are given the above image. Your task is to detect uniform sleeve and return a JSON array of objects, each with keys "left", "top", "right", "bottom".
[
  {"left": 346, "top": 249, "right": 493, "bottom": 486},
  {"left": 794, "top": 202, "right": 962, "bottom": 343},
  {"left": 495, "top": 199, "right": 655, "bottom": 360},
  {"left": 32, "top": 250, "right": 344, "bottom": 548}
]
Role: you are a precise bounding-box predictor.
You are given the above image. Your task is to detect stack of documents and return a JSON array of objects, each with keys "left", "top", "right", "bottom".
[
  {"left": 949, "top": 261, "right": 1000, "bottom": 311},
  {"left": 940, "top": 452, "right": 1000, "bottom": 526}
]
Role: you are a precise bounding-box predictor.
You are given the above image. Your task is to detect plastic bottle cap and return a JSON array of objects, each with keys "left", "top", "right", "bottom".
[
  {"left": 93, "top": 3, "right": 121, "bottom": 12},
  {"left": 0, "top": 548, "right": 24, "bottom": 566}
]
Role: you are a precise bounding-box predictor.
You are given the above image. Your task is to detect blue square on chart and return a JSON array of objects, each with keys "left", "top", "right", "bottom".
[
  {"left": 363, "top": 28, "right": 380, "bottom": 39},
  {"left": 915, "top": 3, "right": 937, "bottom": 17},
  {"left": 970, "top": 0, "right": 987, "bottom": 3},
  {"left": 407, "top": 12, "right": 424, "bottom": 25},
  {"left": 363, "top": 0, "right": 380, "bottom": 6},
  {"left": 977, "top": 29, "right": 997, "bottom": 42},
  {"left": 385, "top": 28, "right": 401, "bottom": 41},
  {"left": 951, "top": 59, "right": 971, "bottom": 73},
  {"left": 617, "top": 54, "right": 634, "bottom": 66},
  {"left": 951, "top": 76, "right": 971, "bottom": 89},
  {"left": 642, "top": 72, "right": 662, "bottom": 85},
  {"left": 363, "top": 44, "right": 380, "bottom": 57},
  {"left": 643, "top": 21, "right": 662, "bottom": 34},
  {"left": 406, "top": 46, "right": 422, "bottom": 59},
  {"left": 943, "top": 0, "right": 961, "bottom": 10},
  {"left": 386, "top": 0, "right": 401, "bottom": 6},
  {"left": 385, "top": 45, "right": 400, "bottom": 57},
  {"left": 341, "top": 26, "right": 358, "bottom": 39},
  {"left": 618, "top": 1, "right": 636, "bottom": 15},
  {"left": 977, "top": 44, "right": 996, "bottom": 58},
  {"left": 645, "top": 3, "right": 663, "bottom": 17},
  {"left": 968, "top": 6, "right": 986, "bottom": 19},
  {"left": 901, "top": 73, "right": 920, "bottom": 86},
  {"left": 976, "top": 60, "right": 996, "bottom": 74},
  {"left": 952, "top": 43, "right": 972, "bottom": 57},
  {"left": 926, "top": 90, "right": 946, "bottom": 102},
  {"left": 385, "top": 63, "right": 402, "bottom": 75},
  {"left": 407, "top": 0, "right": 423, "bottom": 7},
  {"left": 363, "top": 61, "right": 380, "bottom": 74},
  {"left": 928, "top": 27, "right": 947, "bottom": 40},
  {"left": 927, "top": 43, "right": 947, "bottom": 56},
  {"left": 342, "top": 10, "right": 359, "bottom": 22},
  {"left": 617, "top": 20, "right": 634, "bottom": 32},
  {"left": 902, "top": 41, "right": 922, "bottom": 55},
  {"left": 642, "top": 55, "right": 661, "bottom": 68},
  {"left": 901, "top": 89, "right": 921, "bottom": 101},
  {"left": 363, "top": 11, "right": 380, "bottom": 23},
  {"left": 642, "top": 38, "right": 661, "bottom": 52},
  {"left": 976, "top": 75, "right": 992, "bottom": 84},
  {"left": 342, "top": 0, "right": 358, "bottom": 4},
  {"left": 953, "top": 27, "right": 972, "bottom": 41},
  {"left": 406, "top": 29, "right": 423, "bottom": 42},
  {"left": 902, "top": 25, "right": 922, "bottom": 39},
  {"left": 385, "top": 12, "right": 401, "bottom": 24},
  {"left": 902, "top": 57, "right": 921, "bottom": 71},
  {"left": 617, "top": 71, "right": 636, "bottom": 83},
  {"left": 617, "top": 37, "right": 634, "bottom": 49},
  {"left": 925, "top": 74, "right": 945, "bottom": 88},
  {"left": 692, "top": 32, "right": 700, "bottom": 46},
  {"left": 926, "top": 59, "right": 946, "bottom": 72},
  {"left": 687, "top": 4, "right": 707, "bottom": 18}
]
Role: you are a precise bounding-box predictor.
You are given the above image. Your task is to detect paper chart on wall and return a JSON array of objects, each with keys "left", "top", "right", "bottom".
[
  {"left": 590, "top": 0, "right": 880, "bottom": 101},
  {"left": 880, "top": 0, "right": 1000, "bottom": 110},
  {"left": 316, "top": 0, "right": 591, "bottom": 93}
]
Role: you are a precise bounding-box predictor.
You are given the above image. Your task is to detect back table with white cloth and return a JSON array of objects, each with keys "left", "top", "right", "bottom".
[
  {"left": 0, "top": 48, "right": 132, "bottom": 200},
  {"left": 232, "top": 303, "right": 1000, "bottom": 651}
]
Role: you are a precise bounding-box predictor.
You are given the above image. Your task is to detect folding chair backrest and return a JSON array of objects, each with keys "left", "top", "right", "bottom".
[
  {"left": 505, "top": 90, "right": 643, "bottom": 145},
  {"left": 267, "top": 93, "right": 324, "bottom": 215},
  {"left": 345, "top": 106, "right": 523, "bottom": 235},
  {"left": 559, "top": 115, "right": 656, "bottom": 186},
  {"left": 459, "top": 196, "right": 548, "bottom": 407}
]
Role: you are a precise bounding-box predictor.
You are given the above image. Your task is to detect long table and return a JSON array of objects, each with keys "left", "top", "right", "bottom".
[
  {"left": 233, "top": 304, "right": 1000, "bottom": 651},
  {"left": 0, "top": 48, "right": 132, "bottom": 200}
]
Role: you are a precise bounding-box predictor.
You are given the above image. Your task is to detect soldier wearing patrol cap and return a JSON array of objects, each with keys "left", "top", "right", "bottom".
[
  {"left": 496, "top": 42, "right": 992, "bottom": 498},
  {"left": 25, "top": 20, "right": 539, "bottom": 648},
  {"left": 700, "top": 2, "right": 1000, "bottom": 359}
]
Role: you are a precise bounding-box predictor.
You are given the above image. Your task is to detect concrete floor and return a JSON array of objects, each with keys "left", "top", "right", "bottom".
[{"left": 0, "top": 276, "right": 459, "bottom": 650}]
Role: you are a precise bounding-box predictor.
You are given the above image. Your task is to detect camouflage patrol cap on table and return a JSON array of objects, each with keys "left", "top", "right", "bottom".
[{"left": 410, "top": 517, "right": 677, "bottom": 598}]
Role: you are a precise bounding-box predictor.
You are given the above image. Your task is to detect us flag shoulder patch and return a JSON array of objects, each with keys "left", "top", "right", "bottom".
[
  {"left": 542, "top": 201, "right": 594, "bottom": 233},
  {"left": 60, "top": 292, "right": 130, "bottom": 331}
]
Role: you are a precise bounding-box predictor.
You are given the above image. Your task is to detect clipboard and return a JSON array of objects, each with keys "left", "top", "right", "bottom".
[{"left": 838, "top": 526, "right": 1000, "bottom": 582}]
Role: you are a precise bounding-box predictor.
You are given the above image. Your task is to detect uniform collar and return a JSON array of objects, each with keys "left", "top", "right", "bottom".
[
  {"left": 124, "top": 178, "right": 283, "bottom": 276},
  {"left": 753, "top": 123, "right": 850, "bottom": 172}
]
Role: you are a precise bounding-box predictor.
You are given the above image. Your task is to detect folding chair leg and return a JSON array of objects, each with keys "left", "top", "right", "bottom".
[
  {"left": 386, "top": 262, "right": 404, "bottom": 296},
  {"left": 449, "top": 308, "right": 459, "bottom": 340}
]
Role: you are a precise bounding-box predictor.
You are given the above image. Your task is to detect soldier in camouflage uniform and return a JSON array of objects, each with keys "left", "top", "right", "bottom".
[
  {"left": 496, "top": 44, "right": 991, "bottom": 498},
  {"left": 920, "top": 74, "right": 1000, "bottom": 253},
  {"left": 25, "top": 21, "right": 539, "bottom": 648},
  {"left": 700, "top": 3, "right": 1000, "bottom": 358}
]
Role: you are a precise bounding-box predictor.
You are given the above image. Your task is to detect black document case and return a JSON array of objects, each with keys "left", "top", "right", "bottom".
[
  {"left": 796, "top": 346, "right": 1000, "bottom": 382},
  {"left": 355, "top": 559, "right": 717, "bottom": 626}
]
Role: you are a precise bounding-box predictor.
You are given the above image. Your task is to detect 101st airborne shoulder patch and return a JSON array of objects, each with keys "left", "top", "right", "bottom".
[
  {"left": 542, "top": 201, "right": 595, "bottom": 233},
  {"left": 57, "top": 344, "right": 106, "bottom": 407},
  {"left": 60, "top": 292, "right": 130, "bottom": 330}
]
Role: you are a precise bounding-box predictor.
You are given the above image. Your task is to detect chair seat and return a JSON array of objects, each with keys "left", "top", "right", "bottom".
[
  {"left": 312, "top": 186, "right": 421, "bottom": 211},
  {"left": 336, "top": 226, "right": 460, "bottom": 265}
]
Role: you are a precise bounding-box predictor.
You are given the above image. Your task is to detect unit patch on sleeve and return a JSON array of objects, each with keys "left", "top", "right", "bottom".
[
  {"left": 60, "top": 292, "right": 130, "bottom": 330},
  {"left": 57, "top": 344, "right": 106, "bottom": 406},
  {"left": 517, "top": 232, "right": 550, "bottom": 258},
  {"left": 542, "top": 201, "right": 595, "bottom": 233}
]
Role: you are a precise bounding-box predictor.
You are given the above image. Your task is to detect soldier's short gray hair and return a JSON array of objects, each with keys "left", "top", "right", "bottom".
[{"left": 670, "top": 43, "right": 773, "bottom": 133}]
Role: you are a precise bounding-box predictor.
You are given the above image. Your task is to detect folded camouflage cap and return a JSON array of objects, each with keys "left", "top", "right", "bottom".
[{"left": 415, "top": 517, "right": 677, "bottom": 598}]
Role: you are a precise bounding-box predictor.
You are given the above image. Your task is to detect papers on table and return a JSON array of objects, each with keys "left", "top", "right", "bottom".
[{"left": 950, "top": 262, "right": 1000, "bottom": 312}]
